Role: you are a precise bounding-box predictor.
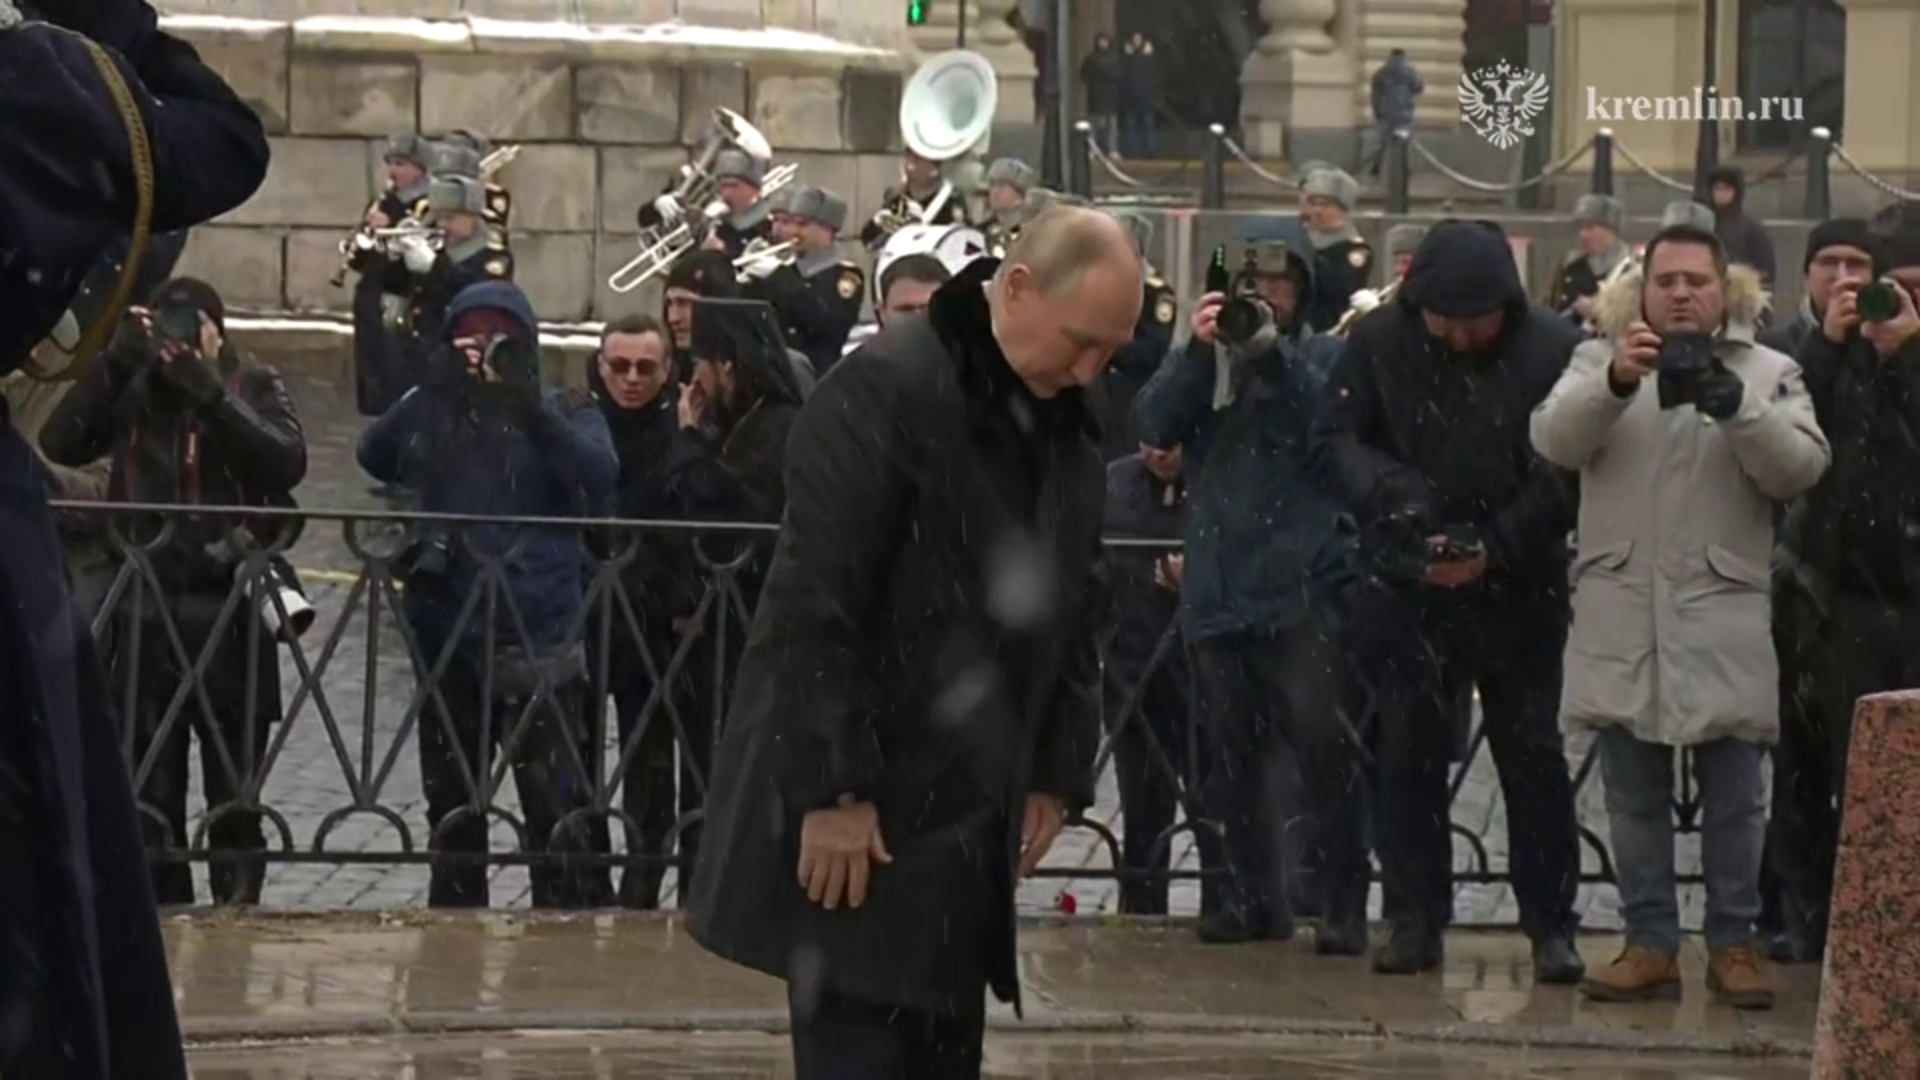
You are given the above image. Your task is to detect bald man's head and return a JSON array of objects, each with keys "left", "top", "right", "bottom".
[{"left": 989, "top": 205, "right": 1144, "bottom": 398}]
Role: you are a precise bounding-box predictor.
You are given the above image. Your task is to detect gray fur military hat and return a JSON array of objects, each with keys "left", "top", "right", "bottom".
[
  {"left": 1302, "top": 168, "right": 1359, "bottom": 211},
  {"left": 1572, "top": 193, "right": 1625, "bottom": 232},
  {"left": 441, "top": 129, "right": 492, "bottom": 157},
  {"left": 1659, "top": 200, "right": 1717, "bottom": 232},
  {"left": 426, "top": 141, "right": 481, "bottom": 179},
  {"left": 985, "top": 157, "right": 1037, "bottom": 193},
  {"left": 787, "top": 186, "right": 848, "bottom": 232},
  {"left": 1385, "top": 223, "right": 1427, "bottom": 258},
  {"left": 1104, "top": 208, "right": 1153, "bottom": 256},
  {"left": 427, "top": 175, "right": 488, "bottom": 217},
  {"left": 712, "top": 148, "right": 765, "bottom": 186},
  {"left": 383, "top": 134, "right": 430, "bottom": 168},
  {"left": 1294, "top": 161, "right": 1334, "bottom": 189}
]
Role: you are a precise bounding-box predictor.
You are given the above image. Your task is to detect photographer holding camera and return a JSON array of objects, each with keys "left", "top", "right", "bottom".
[
  {"left": 1312, "top": 220, "right": 1585, "bottom": 980},
  {"left": 1133, "top": 221, "right": 1370, "bottom": 951},
  {"left": 358, "top": 280, "right": 617, "bottom": 909},
  {"left": 40, "top": 276, "right": 307, "bottom": 907},
  {"left": 1532, "top": 222, "right": 1829, "bottom": 1009},
  {"left": 1764, "top": 226, "right": 1920, "bottom": 968}
]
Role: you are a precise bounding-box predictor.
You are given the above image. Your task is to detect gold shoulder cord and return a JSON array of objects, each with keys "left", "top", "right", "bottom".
[{"left": 33, "top": 36, "right": 156, "bottom": 382}]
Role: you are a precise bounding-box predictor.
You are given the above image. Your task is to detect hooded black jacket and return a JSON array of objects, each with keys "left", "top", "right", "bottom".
[
  {"left": 1708, "top": 168, "right": 1778, "bottom": 288},
  {"left": 1311, "top": 220, "right": 1580, "bottom": 613}
]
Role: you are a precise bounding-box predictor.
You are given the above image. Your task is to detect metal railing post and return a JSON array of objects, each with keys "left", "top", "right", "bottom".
[
  {"left": 1069, "top": 120, "right": 1092, "bottom": 198},
  {"left": 1385, "top": 129, "right": 1410, "bottom": 216},
  {"left": 1201, "top": 124, "right": 1226, "bottom": 211},
  {"left": 1591, "top": 128, "right": 1615, "bottom": 196},
  {"left": 1805, "top": 126, "right": 1833, "bottom": 222}
]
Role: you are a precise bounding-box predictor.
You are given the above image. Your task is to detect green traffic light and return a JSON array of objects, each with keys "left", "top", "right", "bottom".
[{"left": 908, "top": 0, "right": 927, "bottom": 25}]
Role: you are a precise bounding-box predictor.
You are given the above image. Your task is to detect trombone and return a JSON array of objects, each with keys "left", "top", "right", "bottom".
[{"left": 1334, "top": 280, "right": 1399, "bottom": 336}]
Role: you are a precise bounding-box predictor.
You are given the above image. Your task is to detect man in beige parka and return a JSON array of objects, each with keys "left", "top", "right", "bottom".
[{"left": 1530, "top": 223, "right": 1830, "bottom": 1011}]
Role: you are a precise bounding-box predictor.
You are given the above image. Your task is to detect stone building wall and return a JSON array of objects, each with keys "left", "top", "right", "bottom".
[{"left": 166, "top": 15, "right": 912, "bottom": 321}]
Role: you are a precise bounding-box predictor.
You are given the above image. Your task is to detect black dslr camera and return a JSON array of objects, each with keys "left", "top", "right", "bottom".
[
  {"left": 1206, "top": 242, "right": 1286, "bottom": 348},
  {"left": 1654, "top": 329, "right": 1714, "bottom": 410},
  {"left": 151, "top": 302, "right": 202, "bottom": 351}
]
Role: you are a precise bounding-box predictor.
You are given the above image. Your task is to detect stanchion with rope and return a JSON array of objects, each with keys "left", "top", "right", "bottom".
[
  {"left": 1805, "top": 127, "right": 1834, "bottom": 221},
  {"left": 1384, "top": 129, "right": 1410, "bottom": 215},
  {"left": 1200, "top": 125, "right": 1226, "bottom": 211},
  {"left": 1591, "top": 129, "right": 1614, "bottom": 196},
  {"left": 1068, "top": 120, "right": 1092, "bottom": 199}
]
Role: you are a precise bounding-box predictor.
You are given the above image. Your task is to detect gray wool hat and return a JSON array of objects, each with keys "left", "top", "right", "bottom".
[
  {"left": 985, "top": 157, "right": 1038, "bottom": 192},
  {"left": 1659, "top": 200, "right": 1717, "bottom": 232},
  {"left": 1572, "top": 193, "right": 1625, "bottom": 232},
  {"left": 712, "top": 148, "right": 765, "bottom": 186},
  {"left": 427, "top": 175, "right": 488, "bottom": 217},
  {"left": 441, "top": 129, "right": 492, "bottom": 157},
  {"left": 426, "top": 141, "right": 482, "bottom": 179},
  {"left": 1385, "top": 223, "right": 1428, "bottom": 258},
  {"left": 787, "top": 186, "right": 848, "bottom": 232},
  {"left": 1294, "top": 161, "right": 1335, "bottom": 189},
  {"left": 1302, "top": 168, "right": 1359, "bottom": 211},
  {"left": 383, "top": 134, "right": 430, "bottom": 169}
]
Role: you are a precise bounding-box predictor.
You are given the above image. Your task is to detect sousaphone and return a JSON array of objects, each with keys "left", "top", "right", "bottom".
[{"left": 887, "top": 51, "right": 997, "bottom": 227}]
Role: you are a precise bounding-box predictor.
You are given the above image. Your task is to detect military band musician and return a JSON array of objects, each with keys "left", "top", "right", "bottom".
[
  {"left": 639, "top": 147, "right": 771, "bottom": 261},
  {"left": 346, "top": 134, "right": 436, "bottom": 416},
  {"left": 1300, "top": 168, "right": 1373, "bottom": 332},
  {"left": 741, "top": 186, "right": 864, "bottom": 377},
  {"left": 1545, "top": 194, "right": 1632, "bottom": 328},
  {"left": 859, "top": 146, "right": 970, "bottom": 249},
  {"left": 439, "top": 127, "right": 513, "bottom": 231},
  {"left": 983, "top": 157, "right": 1037, "bottom": 257},
  {"left": 1098, "top": 210, "right": 1178, "bottom": 461}
]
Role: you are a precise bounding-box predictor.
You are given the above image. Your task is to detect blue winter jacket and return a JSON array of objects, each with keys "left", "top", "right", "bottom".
[
  {"left": 1133, "top": 219, "right": 1357, "bottom": 641},
  {"left": 357, "top": 284, "right": 619, "bottom": 653}
]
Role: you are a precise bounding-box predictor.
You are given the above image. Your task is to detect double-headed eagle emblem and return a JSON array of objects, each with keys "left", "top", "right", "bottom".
[{"left": 1457, "top": 61, "right": 1550, "bottom": 150}]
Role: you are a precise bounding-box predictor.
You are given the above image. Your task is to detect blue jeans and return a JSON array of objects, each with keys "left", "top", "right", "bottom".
[{"left": 1597, "top": 729, "right": 1767, "bottom": 952}]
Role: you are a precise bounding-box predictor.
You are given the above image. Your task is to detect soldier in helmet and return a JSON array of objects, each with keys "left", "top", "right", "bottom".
[
  {"left": 1546, "top": 193, "right": 1631, "bottom": 328},
  {"left": 743, "top": 186, "right": 864, "bottom": 377}
]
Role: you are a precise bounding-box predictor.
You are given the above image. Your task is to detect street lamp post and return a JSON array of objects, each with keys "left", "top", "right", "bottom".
[{"left": 1692, "top": 0, "right": 1720, "bottom": 202}]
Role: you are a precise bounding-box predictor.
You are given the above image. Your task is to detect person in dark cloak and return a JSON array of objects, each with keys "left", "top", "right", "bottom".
[
  {"left": 685, "top": 204, "right": 1137, "bottom": 1079},
  {"left": 649, "top": 297, "right": 805, "bottom": 895},
  {"left": 0, "top": 1, "right": 270, "bottom": 1078}
]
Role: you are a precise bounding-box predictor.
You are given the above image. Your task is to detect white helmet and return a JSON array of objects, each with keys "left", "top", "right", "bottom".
[{"left": 874, "top": 224, "right": 990, "bottom": 302}]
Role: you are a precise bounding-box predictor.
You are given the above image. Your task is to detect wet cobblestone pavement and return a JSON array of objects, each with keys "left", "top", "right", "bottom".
[
  {"left": 164, "top": 375, "right": 1712, "bottom": 928},
  {"left": 187, "top": 1030, "right": 1811, "bottom": 1078}
]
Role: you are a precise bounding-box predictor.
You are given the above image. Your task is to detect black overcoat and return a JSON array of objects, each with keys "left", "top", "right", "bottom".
[{"left": 684, "top": 261, "right": 1105, "bottom": 1016}]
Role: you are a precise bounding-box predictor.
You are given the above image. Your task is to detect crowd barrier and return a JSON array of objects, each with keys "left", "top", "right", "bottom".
[{"left": 64, "top": 502, "right": 1714, "bottom": 911}]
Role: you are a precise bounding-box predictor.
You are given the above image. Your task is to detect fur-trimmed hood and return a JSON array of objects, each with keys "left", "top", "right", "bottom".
[{"left": 1590, "top": 260, "right": 1770, "bottom": 343}]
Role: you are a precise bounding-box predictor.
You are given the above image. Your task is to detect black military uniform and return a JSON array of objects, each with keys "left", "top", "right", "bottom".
[
  {"left": 1300, "top": 168, "right": 1372, "bottom": 332},
  {"left": 348, "top": 135, "right": 435, "bottom": 416},
  {"left": 364, "top": 176, "right": 514, "bottom": 395},
  {"left": 636, "top": 147, "right": 769, "bottom": 261},
  {"left": 0, "top": 6, "right": 270, "bottom": 1079},
  {"left": 1544, "top": 193, "right": 1629, "bottom": 326},
  {"left": 749, "top": 186, "right": 864, "bottom": 377},
  {"left": 859, "top": 169, "right": 970, "bottom": 250}
]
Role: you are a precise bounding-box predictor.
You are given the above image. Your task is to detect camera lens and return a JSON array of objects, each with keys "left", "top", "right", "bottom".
[
  {"left": 1217, "top": 296, "right": 1271, "bottom": 346},
  {"left": 1857, "top": 281, "right": 1901, "bottom": 323}
]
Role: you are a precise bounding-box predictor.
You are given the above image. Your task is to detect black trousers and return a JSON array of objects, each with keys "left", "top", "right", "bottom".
[
  {"left": 1192, "top": 615, "right": 1370, "bottom": 929},
  {"left": 596, "top": 623, "right": 712, "bottom": 909},
  {"left": 1770, "top": 592, "right": 1920, "bottom": 941},
  {"left": 116, "top": 600, "right": 278, "bottom": 906},
  {"left": 790, "top": 983, "right": 986, "bottom": 1080},
  {"left": 1105, "top": 644, "right": 1219, "bottom": 915},
  {"left": 417, "top": 651, "right": 609, "bottom": 908},
  {"left": 1760, "top": 585, "right": 1823, "bottom": 937},
  {"left": 1365, "top": 597, "right": 1579, "bottom": 938}
]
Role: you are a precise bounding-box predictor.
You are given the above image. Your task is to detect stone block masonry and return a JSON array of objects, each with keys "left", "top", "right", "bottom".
[{"left": 167, "top": 15, "right": 913, "bottom": 322}]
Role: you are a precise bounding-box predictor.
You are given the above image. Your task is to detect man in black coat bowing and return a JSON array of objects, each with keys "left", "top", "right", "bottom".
[{"left": 686, "top": 206, "right": 1143, "bottom": 1078}]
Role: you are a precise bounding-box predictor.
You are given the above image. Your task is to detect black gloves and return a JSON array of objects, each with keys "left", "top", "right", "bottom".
[
  {"left": 158, "top": 351, "right": 224, "bottom": 406},
  {"left": 1695, "top": 367, "right": 1745, "bottom": 422}
]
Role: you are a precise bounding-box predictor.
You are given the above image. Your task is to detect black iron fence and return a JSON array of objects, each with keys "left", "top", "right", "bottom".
[{"left": 61, "top": 502, "right": 1700, "bottom": 912}]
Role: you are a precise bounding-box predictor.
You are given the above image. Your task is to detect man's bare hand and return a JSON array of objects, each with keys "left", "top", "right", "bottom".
[
  {"left": 1018, "top": 793, "right": 1066, "bottom": 878},
  {"left": 1153, "top": 554, "right": 1183, "bottom": 591},
  {"left": 797, "top": 796, "right": 890, "bottom": 910}
]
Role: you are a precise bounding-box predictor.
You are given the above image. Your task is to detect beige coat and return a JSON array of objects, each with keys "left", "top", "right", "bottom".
[{"left": 1529, "top": 263, "right": 1830, "bottom": 746}]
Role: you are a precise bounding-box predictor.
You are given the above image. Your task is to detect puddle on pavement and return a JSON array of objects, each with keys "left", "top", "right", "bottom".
[{"left": 187, "top": 1031, "right": 1810, "bottom": 1078}]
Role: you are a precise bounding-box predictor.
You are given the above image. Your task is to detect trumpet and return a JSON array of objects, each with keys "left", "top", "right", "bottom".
[
  {"left": 478, "top": 144, "right": 519, "bottom": 177},
  {"left": 1333, "top": 279, "right": 1399, "bottom": 336}
]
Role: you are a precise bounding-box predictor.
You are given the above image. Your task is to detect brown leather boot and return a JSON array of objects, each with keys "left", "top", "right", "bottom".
[
  {"left": 1706, "top": 944, "right": 1775, "bottom": 1010},
  {"left": 1578, "top": 945, "right": 1681, "bottom": 1002}
]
